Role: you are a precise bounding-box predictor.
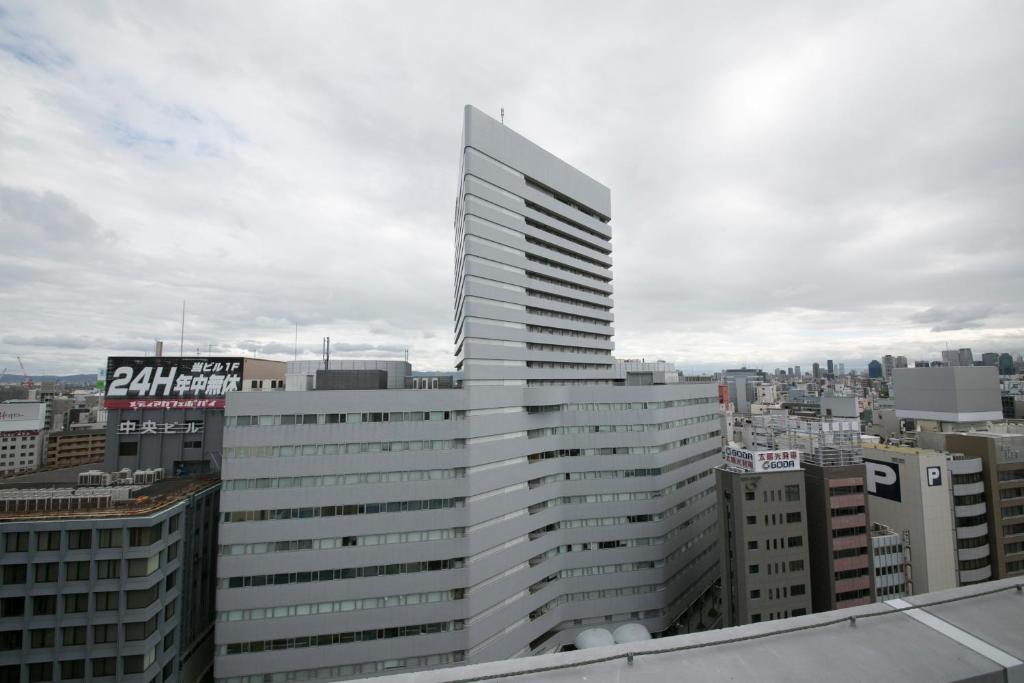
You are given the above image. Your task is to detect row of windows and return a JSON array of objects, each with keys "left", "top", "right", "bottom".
[
  {"left": 223, "top": 439, "right": 463, "bottom": 459},
  {"left": 750, "top": 608, "right": 807, "bottom": 623},
  {"left": 0, "top": 652, "right": 158, "bottom": 681},
  {"left": 526, "top": 342, "right": 611, "bottom": 356},
  {"left": 1002, "top": 505, "right": 1024, "bottom": 519},
  {"left": 526, "top": 270, "right": 608, "bottom": 298},
  {"left": 535, "top": 397, "right": 719, "bottom": 413},
  {"left": 529, "top": 468, "right": 713, "bottom": 514},
  {"left": 220, "top": 621, "right": 464, "bottom": 656},
  {"left": 221, "top": 498, "right": 464, "bottom": 523},
  {"left": 526, "top": 361, "right": 612, "bottom": 370},
  {"left": 746, "top": 485, "right": 802, "bottom": 503},
  {"left": 525, "top": 288, "right": 611, "bottom": 313},
  {"left": 1, "top": 552, "right": 167, "bottom": 584},
  {"left": 223, "top": 469, "right": 465, "bottom": 491},
  {"left": 0, "top": 582, "right": 163, "bottom": 618},
  {"left": 219, "top": 558, "right": 463, "bottom": 589},
  {"left": 832, "top": 526, "right": 867, "bottom": 539},
  {"left": 219, "top": 527, "right": 463, "bottom": 556},
  {"left": 218, "top": 589, "right": 464, "bottom": 622},
  {"left": 524, "top": 233, "right": 609, "bottom": 270},
  {"left": 527, "top": 413, "right": 718, "bottom": 439},
  {"left": 3, "top": 521, "right": 174, "bottom": 554},
  {"left": 525, "top": 252, "right": 609, "bottom": 284},
  {"left": 998, "top": 469, "right": 1024, "bottom": 483},
  {"left": 525, "top": 305, "right": 611, "bottom": 328},
  {"left": 747, "top": 534, "right": 803, "bottom": 551},
  {"left": 526, "top": 323, "right": 611, "bottom": 342},
  {"left": 749, "top": 584, "right": 805, "bottom": 601},
  {"left": 229, "top": 411, "right": 461, "bottom": 427},
  {"left": 526, "top": 435, "right": 721, "bottom": 462},
  {"left": 1001, "top": 487, "right": 1024, "bottom": 500},
  {"left": 217, "top": 650, "right": 467, "bottom": 683}
]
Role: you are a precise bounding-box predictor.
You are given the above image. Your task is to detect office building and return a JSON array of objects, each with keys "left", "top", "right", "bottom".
[
  {"left": 895, "top": 356, "right": 908, "bottom": 370},
  {"left": 826, "top": 360, "right": 834, "bottom": 377},
  {"left": 883, "top": 355, "right": 896, "bottom": 380},
  {"left": 103, "top": 356, "right": 285, "bottom": 474},
  {"left": 723, "top": 370, "right": 758, "bottom": 414},
  {"left": 942, "top": 349, "right": 975, "bottom": 367},
  {"left": 812, "top": 363, "right": 820, "bottom": 379},
  {"left": 716, "top": 446, "right": 811, "bottom": 626},
  {"left": 212, "top": 106, "right": 723, "bottom": 682},
  {"left": 861, "top": 444, "right": 990, "bottom": 592},
  {"left": 869, "top": 523, "right": 907, "bottom": 600},
  {"left": 0, "top": 472, "right": 220, "bottom": 682},
  {"left": 793, "top": 366, "right": 801, "bottom": 378},
  {"left": 982, "top": 353, "right": 1000, "bottom": 367},
  {"left": 751, "top": 414, "right": 874, "bottom": 610},
  {"left": 941, "top": 432, "right": 1024, "bottom": 580},
  {"left": 999, "top": 353, "right": 1015, "bottom": 375},
  {"left": 0, "top": 401, "right": 45, "bottom": 475},
  {"left": 868, "top": 360, "right": 882, "bottom": 379}
]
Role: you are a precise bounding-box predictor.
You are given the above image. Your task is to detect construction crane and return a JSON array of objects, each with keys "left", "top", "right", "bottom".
[{"left": 17, "top": 356, "right": 33, "bottom": 389}]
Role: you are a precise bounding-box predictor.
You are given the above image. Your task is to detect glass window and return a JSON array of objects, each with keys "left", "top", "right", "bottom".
[
  {"left": 36, "top": 531, "right": 61, "bottom": 551},
  {"left": 64, "top": 594, "right": 89, "bottom": 613},
  {"left": 4, "top": 532, "right": 28, "bottom": 552},
  {"left": 30, "top": 628, "right": 54, "bottom": 648},
  {"left": 98, "top": 529, "right": 122, "bottom": 548},
  {"left": 92, "top": 657, "right": 117, "bottom": 678}
]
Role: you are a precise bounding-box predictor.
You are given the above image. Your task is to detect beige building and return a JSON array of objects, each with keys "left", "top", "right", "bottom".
[
  {"left": 45, "top": 428, "right": 106, "bottom": 468},
  {"left": 861, "top": 444, "right": 970, "bottom": 593}
]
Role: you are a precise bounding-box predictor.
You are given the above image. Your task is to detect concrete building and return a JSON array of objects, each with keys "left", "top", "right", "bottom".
[
  {"left": 893, "top": 366, "right": 1003, "bottom": 431},
  {"left": 716, "top": 447, "right": 811, "bottom": 626},
  {"left": 870, "top": 523, "right": 907, "bottom": 600},
  {"left": 0, "top": 401, "right": 45, "bottom": 475},
  {"left": 942, "top": 432, "right": 1024, "bottom": 580},
  {"left": 860, "top": 444, "right": 987, "bottom": 593},
  {"left": 982, "top": 353, "right": 1000, "bottom": 367},
  {"left": 723, "top": 370, "right": 758, "bottom": 414},
  {"left": 868, "top": 360, "right": 882, "bottom": 379},
  {"left": 46, "top": 428, "right": 106, "bottom": 469},
  {"left": 103, "top": 357, "right": 285, "bottom": 475},
  {"left": 895, "top": 356, "right": 908, "bottom": 370},
  {"left": 751, "top": 415, "right": 874, "bottom": 611},
  {"left": 0, "top": 473, "right": 220, "bottom": 682},
  {"left": 942, "top": 349, "right": 975, "bottom": 367},
  {"left": 212, "top": 106, "right": 723, "bottom": 683}
]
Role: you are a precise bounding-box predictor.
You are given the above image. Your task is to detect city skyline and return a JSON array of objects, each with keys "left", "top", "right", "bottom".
[{"left": 3, "top": 2, "right": 1024, "bottom": 375}]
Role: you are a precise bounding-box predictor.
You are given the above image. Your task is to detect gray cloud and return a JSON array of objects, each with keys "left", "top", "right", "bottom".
[{"left": 0, "top": 1, "right": 1022, "bottom": 375}]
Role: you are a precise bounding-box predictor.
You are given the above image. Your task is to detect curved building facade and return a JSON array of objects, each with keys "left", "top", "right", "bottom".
[{"left": 213, "top": 106, "right": 722, "bottom": 682}]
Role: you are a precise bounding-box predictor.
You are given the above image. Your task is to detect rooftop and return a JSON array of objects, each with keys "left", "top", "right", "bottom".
[
  {"left": 0, "top": 472, "right": 218, "bottom": 521},
  {"left": 354, "top": 579, "right": 1024, "bottom": 683}
]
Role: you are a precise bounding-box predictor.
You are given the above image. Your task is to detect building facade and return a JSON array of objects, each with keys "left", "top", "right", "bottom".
[
  {"left": 0, "top": 476, "right": 220, "bottom": 682},
  {"left": 0, "top": 401, "right": 45, "bottom": 475},
  {"left": 46, "top": 428, "right": 106, "bottom": 469},
  {"left": 102, "top": 357, "right": 285, "bottom": 475},
  {"left": 716, "top": 454, "right": 811, "bottom": 626},
  {"left": 212, "top": 106, "right": 724, "bottom": 683}
]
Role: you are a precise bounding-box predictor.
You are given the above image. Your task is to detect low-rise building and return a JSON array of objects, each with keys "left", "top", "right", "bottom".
[
  {"left": 1, "top": 401, "right": 46, "bottom": 475},
  {"left": 46, "top": 428, "right": 107, "bottom": 469}
]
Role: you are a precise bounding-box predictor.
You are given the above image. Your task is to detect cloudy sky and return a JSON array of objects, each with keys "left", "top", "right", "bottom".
[{"left": 1, "top": 1, "right": 1022, "bottom": 377}]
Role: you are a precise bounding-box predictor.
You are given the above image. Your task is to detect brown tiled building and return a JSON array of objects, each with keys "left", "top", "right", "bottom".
[{"left": 45, "top": 428, "right": 106, "bottom": 468}]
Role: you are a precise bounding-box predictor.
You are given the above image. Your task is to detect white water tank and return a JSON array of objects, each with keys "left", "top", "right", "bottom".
[
  {"left": 573, "top": 628, "right": 615, "bottom": 650},
  {"left": 613, "top": 623, "right": 652, "bottom": 644}
]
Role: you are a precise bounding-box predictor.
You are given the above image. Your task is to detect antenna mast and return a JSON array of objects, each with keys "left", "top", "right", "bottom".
[
  {"left": 179, "top": 300, "right": 186, "bottom": 356},
  {"left": 322, "top": 337, "right": 331, "bottom": 371}
]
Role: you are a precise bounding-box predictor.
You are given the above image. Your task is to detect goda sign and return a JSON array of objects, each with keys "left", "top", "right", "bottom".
[
  {"left": 105, "top": 357, "right": 243, "bottom": 409},
  {"left": 865, "top": 458, "right": 902, "bottom": 502},
  {"left": 724, "top": 446, "right": 801, "bottom": 473}
]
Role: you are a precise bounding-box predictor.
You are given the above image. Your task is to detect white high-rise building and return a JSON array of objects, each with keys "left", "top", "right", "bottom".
[{"left": 213, "top": 107, "right": 723, "bottom": 682}]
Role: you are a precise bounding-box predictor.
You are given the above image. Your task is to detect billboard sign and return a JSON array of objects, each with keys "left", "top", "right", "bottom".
[
  {"left": 104, "top": 357, "right": 243, "bottom": 409},
  {"left": 0, "top": 403, "right": 45, "bottom": 433},
  {"left": 724, "top": 446, "right": 801, "bottom": 472},
  {"left": 865, "top": 458, "right": 902, "bottom": 502}
]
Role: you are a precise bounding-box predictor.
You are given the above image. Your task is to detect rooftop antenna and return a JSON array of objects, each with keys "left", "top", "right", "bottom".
[
  {"left": 179, "top": 300, "right": 186, "bottom": 356},
  {"left": 322, "top": 337, "right": 330, "bottom": 371},
  {"left": 500, "top": 107, "right": 504, "bottom": 125},
  {"left": 405, "top": 348, "right": 409, "bottom": 363},
  {"left": 294, "top": 323, "right": 298, "bottom": 360}
]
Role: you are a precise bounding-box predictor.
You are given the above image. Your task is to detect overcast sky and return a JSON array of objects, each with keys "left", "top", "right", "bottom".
[{"left": 1, "top": 1, "right": 1022, "bottom": 377}]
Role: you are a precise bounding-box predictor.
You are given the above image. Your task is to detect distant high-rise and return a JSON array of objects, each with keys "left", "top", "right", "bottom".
[
  {"left": 999, "top": 353, "right": 1014, "bottom": 375},
  {"left": 895, "top": 356, "right": 908, "bottom": 369},
  {"left": 794, "top": 365, "right": 801, "bottom": 378},
  {"left": 882, "top": 355, "right": 896, "bottom": 379},
  {"left": 812, "top": 363, "right": 820, "bottom": 379},
  {"left": 826, "top": 360, "right": 834, "bottom": 377},
  {"left": 868, "top": 360, "right": 882, "bottom": 378}
]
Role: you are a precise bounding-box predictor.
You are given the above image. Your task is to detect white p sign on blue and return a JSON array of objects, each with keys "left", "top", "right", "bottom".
[{"left": 926, "top": 466, "right": 942, "bottom": 487}]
